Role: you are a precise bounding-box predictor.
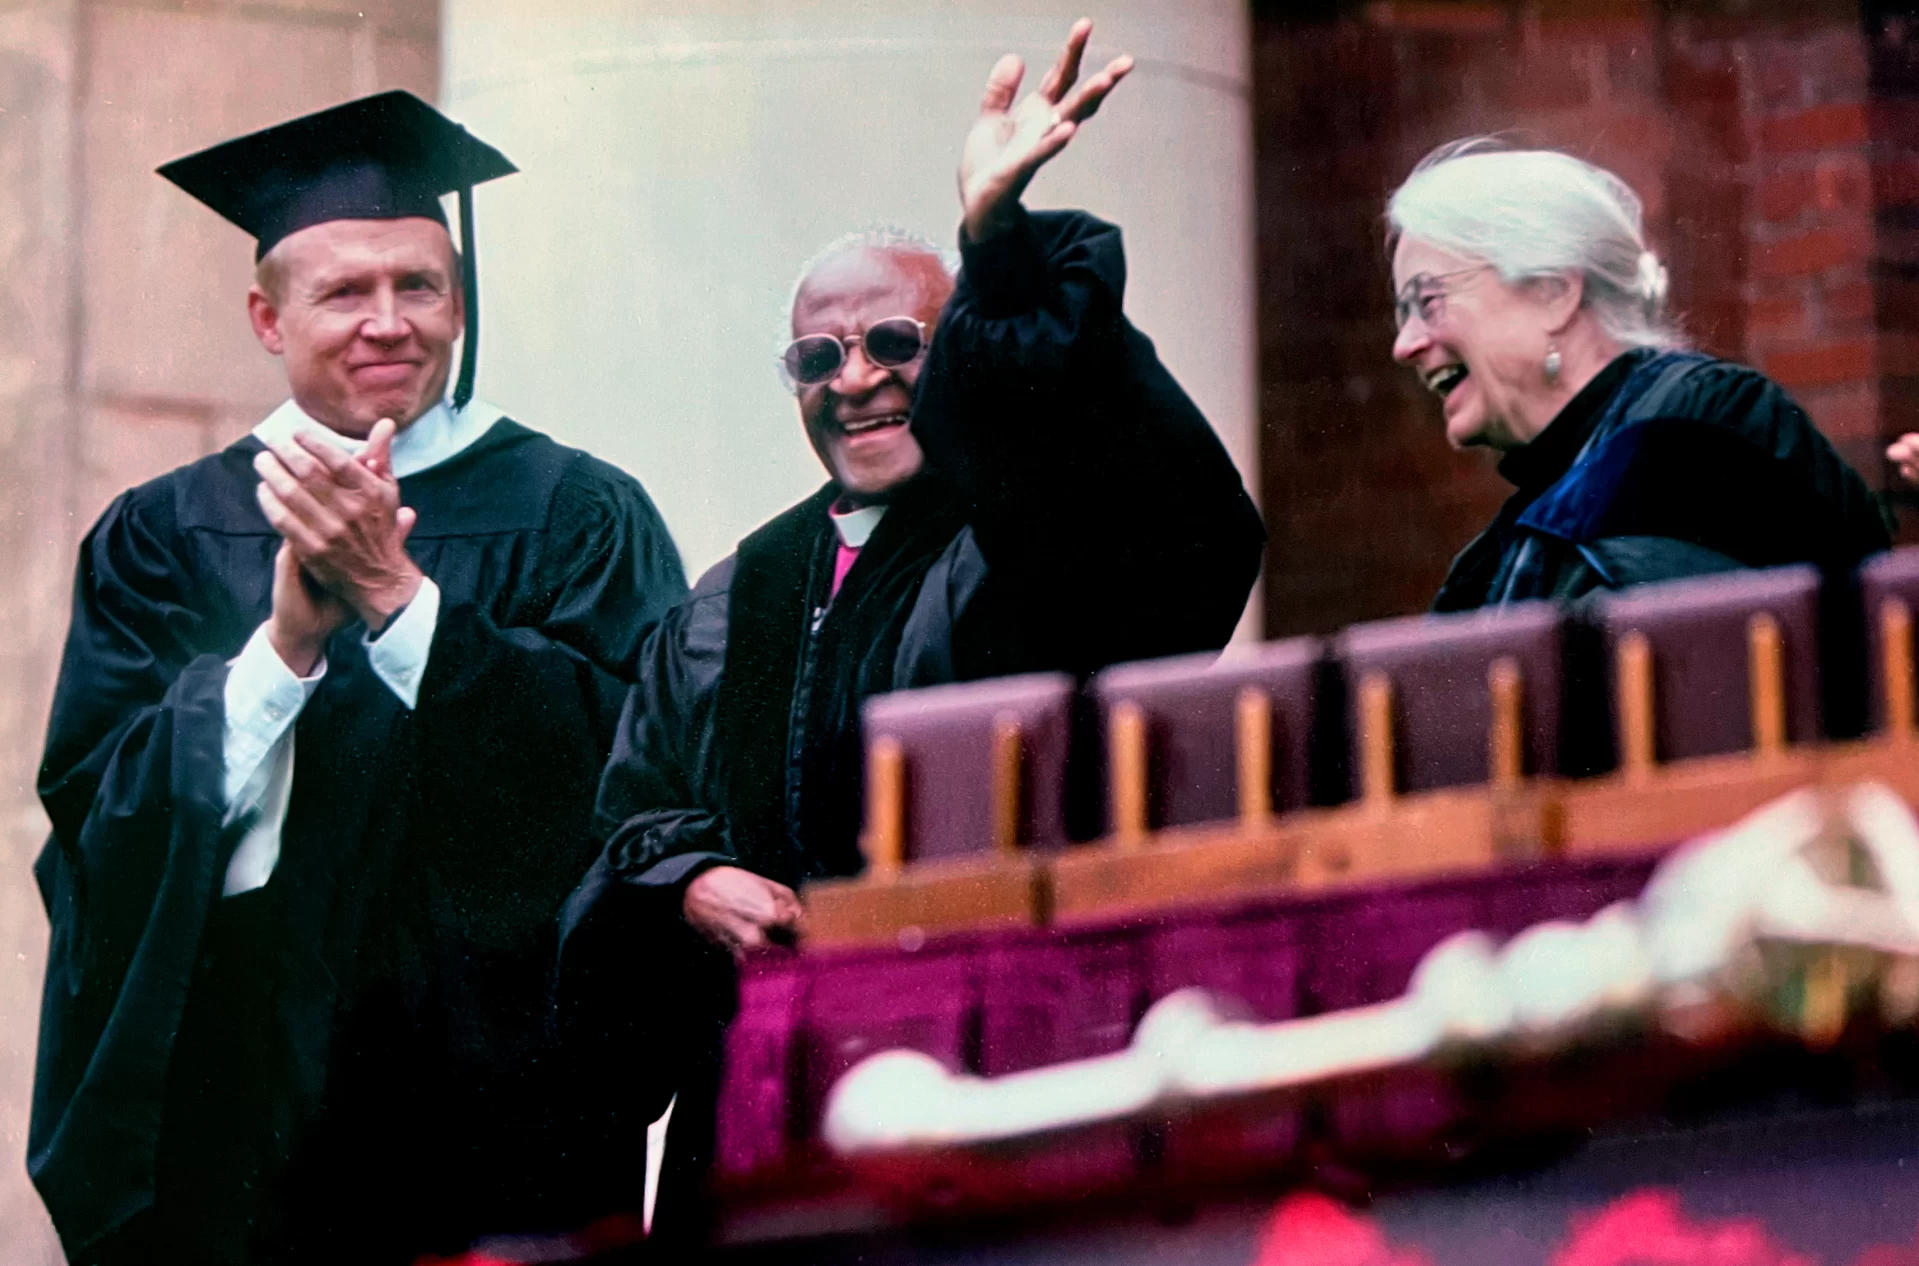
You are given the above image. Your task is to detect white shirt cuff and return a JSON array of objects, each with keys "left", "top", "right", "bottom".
[
  {"left": 366, "top": 576, "right": 440, "bottom": 710},
  {"left": 223, "top": 622, "right": 325, "bottom": 818},
  {"left": 222, "top": 727, "right": 298, "bottom": 897}
]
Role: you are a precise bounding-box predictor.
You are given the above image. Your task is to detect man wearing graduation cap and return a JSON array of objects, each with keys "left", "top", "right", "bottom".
[{"left": 30, "top": 92, "right": 686, "bottom": 1264}]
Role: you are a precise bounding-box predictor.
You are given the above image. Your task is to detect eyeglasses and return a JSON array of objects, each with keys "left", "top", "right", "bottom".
[
  {"left": 780, "top": 317, "right": 928, "bottom": 390},
  {"left": 1393, "top": 265, "right": 1493, "bottom": 331}
]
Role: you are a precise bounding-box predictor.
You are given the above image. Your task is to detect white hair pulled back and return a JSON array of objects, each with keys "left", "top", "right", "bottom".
[{"left": 1387, "top": 137, "right": 1684, "bottom": 350}]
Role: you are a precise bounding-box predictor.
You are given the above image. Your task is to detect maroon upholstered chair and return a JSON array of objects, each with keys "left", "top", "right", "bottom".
[
  {"left": 1336, "top": 601, "right": 1565, "bottom": 797},
  {"left": 862, "top": 672, "right": 1075, "bottom": 863},
  {"left": 1861, "top": 547, "right": 1919, "bottom": 734},
  {"left": 1090, "top": 639, "right": 1322, "bottom": 831},
  {"left": 1592, "top": 565, "right": 1822, "bottom": 763}
]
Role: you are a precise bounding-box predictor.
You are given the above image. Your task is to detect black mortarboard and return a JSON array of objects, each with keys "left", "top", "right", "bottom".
[{"left": 158, "top": 90, "right": 517, "bottom": 409}]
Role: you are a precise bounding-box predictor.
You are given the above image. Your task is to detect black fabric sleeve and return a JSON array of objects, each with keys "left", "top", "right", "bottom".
[
  {"left": 570, "top": 561, "right": 738, "bottom": 920},
  {"left": 551, "top": 567, "right": 739, "bottom": 1138},
  {"left": 912, "top": 207, "right": 1265, "bottom": 673},
  {"left": 31, "top": 490, "right": 234, "bottom": 1258},
  {"left": 406, "top": 459, "right": 689, "bottom": 948}
]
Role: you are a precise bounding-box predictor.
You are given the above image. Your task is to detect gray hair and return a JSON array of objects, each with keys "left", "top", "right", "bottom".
[
  {"left": 1387, "top": 137, "right": 1685, "bottom": 350},
  {"left": 774, "top": 225, "right": 960, "bottom": 372}
]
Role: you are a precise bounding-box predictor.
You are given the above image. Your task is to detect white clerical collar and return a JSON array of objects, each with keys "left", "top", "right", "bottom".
[
  {"left": 251, "top": 397, "right": 506, "bottom": 480},
  {"left": 829, "top": 502, "right": 887, "bottom": 549}
]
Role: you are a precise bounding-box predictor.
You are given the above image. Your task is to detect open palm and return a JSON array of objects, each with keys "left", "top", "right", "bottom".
[{"left": 959, "top": 19, "right": 1133, "bottom": 242}]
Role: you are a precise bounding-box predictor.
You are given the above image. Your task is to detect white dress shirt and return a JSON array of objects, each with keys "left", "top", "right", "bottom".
[{"left": 221, "top": 398, "right": 502, "bottom": 896}]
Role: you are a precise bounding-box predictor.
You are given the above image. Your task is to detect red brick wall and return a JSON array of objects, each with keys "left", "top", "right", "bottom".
[{"left": 1254, "top": 0, "right": 1902, "bottom": 638}]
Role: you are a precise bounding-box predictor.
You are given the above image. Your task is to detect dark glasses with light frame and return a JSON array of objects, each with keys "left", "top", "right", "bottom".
[{"left": 779, "top": 317, "right": 929, "bottom": 390}]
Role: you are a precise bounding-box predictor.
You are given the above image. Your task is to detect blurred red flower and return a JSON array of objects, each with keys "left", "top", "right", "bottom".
[
  {"left": 1250, "top": 1191, "right": 1434, "bottom": 1266},
  {"left": 1851, "top": 1228, "right": 1919, "bottom": 1266},
  {"left": 1552, "top": 1190, "right": 1815, "bottom": 1266}
]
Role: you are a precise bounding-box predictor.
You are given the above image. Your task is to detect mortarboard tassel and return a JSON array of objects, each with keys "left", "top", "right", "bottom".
[{"left": 453, "top": 184, "right": 480, "bottom": 412}]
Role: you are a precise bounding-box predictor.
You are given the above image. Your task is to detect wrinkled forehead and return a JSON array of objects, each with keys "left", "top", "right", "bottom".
[
  {"left": 792, "top": 246, "right": 952, "bottom": 337},
  {"left": 272, "top": 215, "right": 457, "bottom": 285}
]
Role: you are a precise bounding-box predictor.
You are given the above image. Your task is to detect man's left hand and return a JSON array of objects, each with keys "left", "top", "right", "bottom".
[
  {"left": 959, "top": 18, "right": 1132, "bottom": 244},
  {"left": 254, "top": 418, "right": 422, "bottom": 632}
]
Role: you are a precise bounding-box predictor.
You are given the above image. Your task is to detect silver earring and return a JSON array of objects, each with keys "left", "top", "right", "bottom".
[{"left": 1544, "top": 343, "right": 1563, "bottom": 384}]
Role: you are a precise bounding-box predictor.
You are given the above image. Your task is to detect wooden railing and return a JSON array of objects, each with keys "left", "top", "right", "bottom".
[{"left": 801, "top": 599, "right": 1919, "bottom": 950}]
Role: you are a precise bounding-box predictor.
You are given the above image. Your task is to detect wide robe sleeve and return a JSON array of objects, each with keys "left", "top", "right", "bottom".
[
  {"left": 31, "top": 487, "right": 238, "bottom": 1255},
  {"left": 910, "top": 207, "right": 1266, "bottom": 675},
  {"left": 558, "top": 560, "right": 736, "bottom": 951},
  {"left": 405, "top": 456, "right": 688, "bottom": 952},
  {"left": 548, "top": 563, "right": 737, "bottom": 1156}
]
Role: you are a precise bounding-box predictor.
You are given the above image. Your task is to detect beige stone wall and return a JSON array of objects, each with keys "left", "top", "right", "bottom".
[
  {"left": 444, "top": 0, "right": 1259, "bottom": 600},
  {"left": 0, "top": 2, "right": 437, "bottom": 1259}
]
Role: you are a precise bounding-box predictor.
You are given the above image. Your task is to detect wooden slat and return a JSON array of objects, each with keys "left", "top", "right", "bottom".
[
  {"left": 862, "top": 735, "right": 905, "bottom": 880},
  {"left": 991, "top": 714, "right": 1024, "bottom": 857},
  {"left": 1487, "top": 657, "right": 1523, "bottom": 790},
  {"left": 1884, "top": 597, "right": 1915, "bottom": 739},
  {"left": 1748, "top": 612, "right": 1787, "bottom": 757},
  {"left": 806, "top": 857, "right": 1041, "bottom": 948},
  {"left": 1359, "top": 671, "right": 1394, "bottom": 807},
  {"left": 1617, "top": 631, "right": 1655, "bottom": 782},
  {"left": 1236, "top": 686, "right": 1273, "bottom": 828},
  {"left": 1109, "top": 701, "right": 1148, "bottom": 849}
]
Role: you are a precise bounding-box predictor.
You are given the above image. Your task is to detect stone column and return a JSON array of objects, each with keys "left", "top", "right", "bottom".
[
  {"left": 0, "top": 4, "right": 437, "bottom": 1260},
  {"left": 0, "top": 6, "right": 82, "bottom": 1259},
  {"left": 442, "top": 0, "right": 1260, "bottom": 618}
]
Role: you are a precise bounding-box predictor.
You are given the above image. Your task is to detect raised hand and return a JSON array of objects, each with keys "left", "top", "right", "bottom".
[
  {"left": 959, "top": 18, "right": 1133, "bottom": 244},
  {"left": 254, "top": 417, "right": 422, "bottom": 632}
]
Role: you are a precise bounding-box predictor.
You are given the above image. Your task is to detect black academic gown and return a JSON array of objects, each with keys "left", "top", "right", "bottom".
[
  {"left": 1432, "top": 347, "right": 1892, "bottom": 611},
  {"left": 556, "top": 208, "right": 1265, "bottom": 1248},
  {"left": 31, "top": 418, "right": 686, "bottom": 1266}
]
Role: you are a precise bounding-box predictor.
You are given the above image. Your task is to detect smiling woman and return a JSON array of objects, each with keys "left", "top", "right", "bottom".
[{"left": 1383, "top": 137, "right": 1890, "bottom": 612}]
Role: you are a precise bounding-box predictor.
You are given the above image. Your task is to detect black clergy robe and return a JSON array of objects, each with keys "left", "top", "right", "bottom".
[
  {"left": 31, "top": 417, "right": 686, "bottom": 1265},
  {"left": 557, "top": 207, "right": 1266, "bottom": 1247}
]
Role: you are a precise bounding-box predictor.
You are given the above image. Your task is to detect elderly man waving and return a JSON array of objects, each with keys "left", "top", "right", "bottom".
[
  {"left": 30, "top": 93, "right": 685, "bottom": 1266},
  {"left": 560, "top": 20, "right": 1265, "bottom": 1248}
]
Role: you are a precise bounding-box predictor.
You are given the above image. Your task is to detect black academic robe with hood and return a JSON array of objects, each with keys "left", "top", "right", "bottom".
[
  {"left": 556, "top": 208, "right": 1265, "bottom": 1245},
  {"left": 1432, "top": 347, "right": 1891, "bottom": 611},
  {"left": 31, "top": 418, "right": 686, "bottom": 1265}
]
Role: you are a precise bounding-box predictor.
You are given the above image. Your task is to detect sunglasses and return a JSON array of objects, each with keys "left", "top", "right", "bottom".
[{"left": 780, "top": 317, "right": 928, "bottom": 389}]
